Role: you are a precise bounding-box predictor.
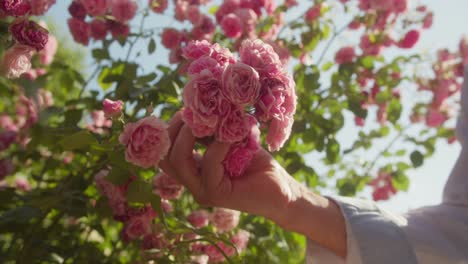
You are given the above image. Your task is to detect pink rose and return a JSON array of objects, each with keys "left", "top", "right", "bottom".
[
  {"left": 110, "top": 0, "right": 137, "bottom": 23},
  {"left": 187, "top": 210, "right": 210, "bottom": 229},
  {"left": 182, "top": 108, "right": 218, "bottom": 138},
  {"left": 239, "top": 39, "right": 282, "bottom": 77},
  {"left": 80, "top": 0, "right": 108, "bottom": 16},
  {"left": 267, "top": 40, "right": 290, "bottom": 66},
  {"left": 122, "top": 213, "right": 153, "bottom": 241},
  {"left": 9, "top": 19, "right": 49, "bottom": 51},
  {"left": 102, "top": 98, "right": 123, "bottom": 118},
  {"left": 186, "top": 5, "right": 202, "bottom": 25},
  {"left": 187, "top": 56, "right": 223, "bottom": 78},
  {"left": 119, "top": 116, "right": 170, "bottom": 168},
  {"left": 94, "top": 170, "right": 128, "bottom": 216},
  {"left": 0, "top": 0, "right": 31, "bottom": 15},
  {"left": 149, "top": 0, "right": 167, "bottom": 13},
  {"left": 335, "top": 46, "right": 356, "bottom": 65},
  {"left": 231, "top": 229, "right": 250, "bottom": 252},
  {"left": 142, "top": 233, "right": 166, "bottom": 250},
  {"left": 0, "top": 115, "right": 18, "bottom": 131},
  {"left": 221, "top": 62, "right": 261, "bottom": 105},
  {"left": 30, "top": 0, "right": 56, "bottom": 15},
  {"left": 182, "top": 40, "right": 214, "bottom": 60},
  {"left": 15, "top": 177, "right": 31, "bottom": 191},
  {"left": 204, "top": 242, "right": 235, "bottom": 263},
  {"left": 87, "top": 110, "right": 112, "bottom": 134},
  {"left": 1, "top": 44, "right": 34, "bottom": 79},
  {"left": 223, "top": 145, "right": 254, "bottom": 178},
  {"left": 369, "top": 171, "right": 397, "bottom": 201},
  {"left": 191, "top": 15, "right": 215, "bottom": 40},
  {"left": 68, "top": 1, "right": 87, "bottom": 20},
  {"left": 354, "top": 116, "right": 365, "bottom": 127},
  {"left": 209, "top": 43, "right": 236, "bottom": 66},
  {"left": 39, "top": 33, "right": 57, "bottom": 65},
  {"left": 108, "top": 20, "right": 129, "bottom": 38},
  {"left": 426, "top": 109, "right": 447, "bottom": 127},
  {"left": 0, "top": 158, "right": 14, "bottom": 180},
  {"left": 68, "top": 18, "right": 90, "bottom": 45},
  {"left": 215, "top": 0, "right": 240, "bottom": 23},
  {"left": 211, "top": 208, "right": 240, "bottom": 233},
  {"left": 266, "top": 116, "right": 293, "bottom": 152},
  {"left": 90, "top": 19, "right": 108, "bottom": 40},
  {"left": 393, "top": 0, "right": 408, "bottom": 13},
  {"left": 360, "top": 34, "right": 383, "bottom": 56},
  {"left": 216, "top": 110, "right": 254, "bottom": 144},
  {"left": 221, "top": 13, "right": 242, "bottom": 38},
  {"left": 153, "top": 172, "right": 184, "bottom": 200},
  {"left": 174, "top": 0, "right": 188, "bottom": 21},
  {"left": 305, "top": 4, "right": 321, "bottom": 23},
  {"left": 398, "top": 30, "right": 420, "bottom": 49},
  {"left": 16, "top": 95, "right": 38, "bottom": 128},
  {"left": 161, "top": 28, "right": 183, "bottom": 49}
]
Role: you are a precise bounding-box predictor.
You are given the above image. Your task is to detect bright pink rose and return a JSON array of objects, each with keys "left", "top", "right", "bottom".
[
  {"left": 182, "top": 71, "right": 222, "bottom": 137},
  {"left": 221, "top": 13, "right": 242, "bottom": 38},
  {"left": 422, "top": 12, "right": 433, "bottom": 29},
  {"left": 216, "top": 110, "right": 254, "bottom": 144},
  {"left": 103, "top": 98, "right": 123, "bottom": 118},
  {"left": 149, "top": 0, "right": 167, "bottom": 13},
  {"left": 211, "top": 208, "right": 240, "bottom": 233},
  {"left": 187, "top": 210, "right": 210, "bottom": 229},
  {"left": 90, "top": 19, "right": 108, "bottom": 40},
  {"left": 119, "top": 116, "right": 170, "bottom": 168},
  {"left": 153, "top": 172, "right": 184, "bottom": 200},
  {"left": 223, "top": 145, "right": 254, "bottom": 178},
  {"left": 354, "top": 116, "right": 365, "bottom": 127},
  {"left": 9, "top": 19, "right": 48, "bottom": 51},
  {"left": 68, "top": 18, "right": 90, "bottom": 45},
  {"left": 68, "top": 1, "right": 87, "bottom": 20},
  {"left": 15, "top": 177, "right": 31, "bottom": 191},
  {"left": 231, "top": 229, "right": 250, "bottom": 252},
  {"left": 161, "top": 28, "right": 183, "bottom": 49},
  {"left": 39, "top": 33, "right": 57, "bottom": 65},
  {"left": 174, "top": 0, "right": 188, "bottom": 21},
  {"left": 182, "top": 40, "right": 213, "bottom": 60},
  {"left": 187, "top": 56, "right": 224, "bottom": 78},
  {"left": 266, "top": 116, "right": 293, "bottom": 152},
  {"left": 1, "top": 44, "right": 34, "bottom": 79},
  {"left": 0, "top": 0, "right": 31, "bottom": 16},
  {"left": 460, "top": 36, "right": 468, "bottom": 64},
  {"left": 0, "top": 159, "right": 14, "bottom": 180},
  {"left": 222, "top": 62, "right": 261, "bottom": 105},
  {"left": 305, "top": 4, "right": 321, "bottom": 23},
  {"left": 239, "top": 39, "right": 282, "bottom": 77},
  {"left": 191, "top": 15, "right": 215, "bottom": 40},
  {"left": 426, "top": 109, "right": 447, "bottom": 127},
  {"left": 369, "top": 171, "right": 397, "bottom": 201},
  {"left": 80, "top": 0, "right": 108, "bottom": 16},
  {"left": 110, "top": 0, "right": 137, "bottom": 23},
  {"left": 398, "top": 30, "right": 420, "bottom": 49},
  {"left": 30, "top": 0, "right": 56, "bottom": 15},
  {"left": 215, "top": 0, "right": 240, "bottom": 23},
  {"left": 335, "top": 46, "right": 356, "bottom": 64},
  {"left": 209, "top": 43, "right": 236, "bottom": 66}
]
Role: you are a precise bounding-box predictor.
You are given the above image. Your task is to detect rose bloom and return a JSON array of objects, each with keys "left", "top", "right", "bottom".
[
  {"left": 142, "top": 233, "right": 166, "bottom": 250},
  {"left": 231, "top": 229, "right": 250, "bottom": 252},
  {"left": 335, "top": 46, "right": 356, "bottom": 65},
  {"left": 182, "top": 40, "right": 213, "bottom": 60},
  {"left": 161, "top": 28, "right": 183, "bottom": 49},
  {"left": 119, "top": 116, "right": 170, "bottom": 168},
  {"left": 122, "top": 213, "right": 153, "bottom": 241},
  {"left": 266, "top": 116, "right": 294, "bottom": 152},
  {"left": 16, "top": 95, "right": 38, "bottom": 128},
  {"left": 203, "top": 242, "right": 235, "bottom": 263},
  {"left": 305, "top": 4, "right": 321, "bottom": 22},
  {"left": 110, "top": 0, "right": 137, "bottom": 23},
  {"left": 187, "top": 56, "right": 224, "bottom": 78},
  {"left": 94, "top": 170, "right": 128, "bottom": 216},
  {"left": 68, "top": 1, "right": 87, "bottom": 20},
  {"left": 0, "top": 115, "right": 18, "bottom": 131},
  {"left": 398, "top": 30, "right": 420, "bottom": 49},
  {"left": 30, "top": 0, "right": 56, "bottom": 16},
  {"left": 90, "top": 19, "right": 108, "bottom": 40},
  {"left": 216, "top": 110, "right": 254, "bottom": 144},
  {"left": 102, "top": 98, "right": 124, "bottom": 118},
  {"left": 153, "top": 172, "right": 184, "bottom": 200},
  {"left": 1, "top": 0, "right": 31, "bottom": 16},
  {"left": 108, "top": 20, "right": 130, "bottom": 38},
  {"left": 68, "top": 18, "right": 90, "bottom": 45},
  {"left": 39, "top": 33, "right": 57, "bottom": 65},
  {"left": 80, "top": 0, "right": 108, "bottom": 16},
  {"left": 187, "top": 210, "right": 210, "bottom": 229},
  {"left": 220, "top": 13, "right": 242, "bottom": 38},
  {"left": 1, "top": 44, "right": 34, "bottom": 79},
  {"left": 10, "top": 19, "right": 49, "bottom": 51},
  {"left": 211, "top": 208, "right": 240, "bottom": 233},
  {"left": 15, "top": 177, "right": 31, "bottom": 191},
  {"left": 221, "top": 62, "right": 261, "bottom": 105},
  {"left": 223, "top": 145, "right": 254, "bottom": 178},
  {"left": 182, "top": 107, "right": 218, "bottom": 138},
  {"left": 186, "top": 4, "right": 202, "bottom": 25},
  {"left": 426, "top": 109, "right": 447, "bottom": 127},
  {"left": 149, "top": 0, "right": 167, "bottom": 13},
  {"left": 239, "top": 39, "right": 282, "bottom": 77}
]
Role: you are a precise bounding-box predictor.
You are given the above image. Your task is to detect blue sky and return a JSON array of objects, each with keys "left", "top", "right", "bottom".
[{"left": 46, "top": 0, "right": 468, "bottom": 213}]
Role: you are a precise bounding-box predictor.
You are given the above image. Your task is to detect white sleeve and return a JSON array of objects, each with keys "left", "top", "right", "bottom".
[{"left": 306, "top": 67, "right": 468, "bottom": 264}]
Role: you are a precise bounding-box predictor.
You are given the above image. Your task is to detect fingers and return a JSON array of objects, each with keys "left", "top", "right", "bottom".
[
  {"left": 170, "top": 124, "right": 201, "bottom": 194},
  {"left": 201, "top": 141, "right": 232, "bottom": 191},
  {"left": 159, "top": 111, "right": 184, "bottom": 176}
]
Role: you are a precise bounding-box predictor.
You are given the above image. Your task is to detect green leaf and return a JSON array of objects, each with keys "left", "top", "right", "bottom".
[
  {"left": 106, "top": 166, "right": 131, "bottom": 185},
  {"left": 59, "top": 130, "right": 97, "bottom": 151},
  {"left": 126, "top": 179, "right": 154, "bottom": 203},
  {"left": 410, "top": 150, "right": 424, "bottom": 167},
  {"left": 148, "top": 38, "right": 156, "bottom": 54},
  {"left": 392, "top": 173, "right": 409, "bottom": 191},
  {"left": 92, "top": 48, "right": 110, "bottom": 61}
]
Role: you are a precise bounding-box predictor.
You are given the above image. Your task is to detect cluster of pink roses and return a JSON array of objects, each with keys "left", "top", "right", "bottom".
[
  {"left": 0, "top": 0, "right": 55, "bottom": 17},
  {"left": 67, "top": 0, "right": 138, "bottom": 45},
  {"left": 181, "top": 39, "right": 296, "bottom": 177},
  {"left": 368, "top": 170, "right": 397, "bottom": 201}
]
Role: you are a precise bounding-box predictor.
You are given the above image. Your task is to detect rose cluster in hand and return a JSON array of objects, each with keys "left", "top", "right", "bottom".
[{"left": 181, "top": 39, "right": 296, "bottom": 178}]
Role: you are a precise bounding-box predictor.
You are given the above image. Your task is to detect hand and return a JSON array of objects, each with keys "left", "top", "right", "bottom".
[{"left": 160, "top": 111, "right": 347, "bottom": 258}]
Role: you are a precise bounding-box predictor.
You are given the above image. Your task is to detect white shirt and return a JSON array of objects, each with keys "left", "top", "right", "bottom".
[{"left": 306, "top": 69, "right": 468, "bottom": 264}]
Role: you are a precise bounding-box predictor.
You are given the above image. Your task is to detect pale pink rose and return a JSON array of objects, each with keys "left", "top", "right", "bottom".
[
  {"left": 110, "top": 0, "right": 137, "bottom": 23},
  {"left": 187, "top": 56, "right": 224, "bottom": 78},
  {"left": 210, "top": 43, "right": 236, "bottom": 66},
  {"left": 187, "top": 210, "right": 210, "bottom": 229},
  {"left": 221, "top": 62, "right": 261, "bottom": 106},
  {"left": 223, "top": 145, "right": 254, "bottom": 178},
  {"left": 153, "top": 172, "right": 184, "bottom": 200},
  {"left": 102, "top": 98, "right": 124, "bottom": 118},
  {"left": 398, "top": 30, "right": 420, "bottom": 49},
  {"left": 87, "top": 110, "right": 112, "bottom": 134},
  {"left": 119, "top": 116, "right": 170, "bottom": 168},
  {"left": 231, "top": 229, "right": 250, "bottom": 252},
  {"left": 1, "top": 44, "right": 34, "bottom": 79},
  {"left": 80, "top": 0, "right": 108, "bottom": 16},
  {"left": 161, "top": 28, "right": 183, "bottom": 49},
  {"left": 426, "top": 109, "right": 447, "bottom": 127},
  {"left": 266, "top": 116, "right": 293, "bottom": 152},
  {"left": 221, "top": 13, "right": 242, "bottom": 38},
  {"left": 182, "top": 71, "right": 222, "bottom": 137},
  {"left": 182, "top": 40, "right": 214, "bottom": 60},
  {"left": 39, "top": 33, "right": 57, "bottom": 65},
  {"left": 68, "top": 18, "right": 90, "bottom": 45},
  {"left": 234, "top": 8, "right": 257, "bottom": 37},
  {"left": 15, "top": 177, "right": 31, "bottom": 191},
  {"left": 0, "top": 159, "right": 14, "bottom": 180},
  {"left": 267, "top": 40, "right": 290, "bottom": 66},
  {"left": 37, "top": 89, "right": 54, "bottom": 108},
  {"left": 460, "top": 36, "right": 468, "bottom": 64},
  {"left": 30, "top": 0, "right": 56, "bottom": 15},
  {"left": 122, "top": 213, "right": 153, "bottom": 241},
  {"left": 68, "top": 1, "right": 87, "bottom": 20},
  {"left": 186, "top": 5, "right": 202, "bottom": 25},
  {"left": 142, "top": 233, "right": 166, "bottom": 250},
  {"left": 90, "top": 19, "right": 108, "bottom": 40},
  {"left": 239, "top": 39, "right": 282, "bottom": 77},
  {"left": 305, "top": 4, "right": 321, "bottom": 22},
  {"left": 0, "top": 131, "right": 17, "bottom": 151},
  {"left": 216, "top": 110, "right": 254, "bottom": 144},
  {"left": 149, "top": 0, "right": 167, "bottom": 13},
  {"left": 335, "top": 46, "right": 356, "bottom": 64},
  {"left": 211, "top": 208, "right": 240, "bottom": 233}
]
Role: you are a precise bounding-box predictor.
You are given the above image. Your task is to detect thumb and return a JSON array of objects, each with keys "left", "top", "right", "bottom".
[{"left": 201, "top": 141, "right": 232, "bottom": 190}]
